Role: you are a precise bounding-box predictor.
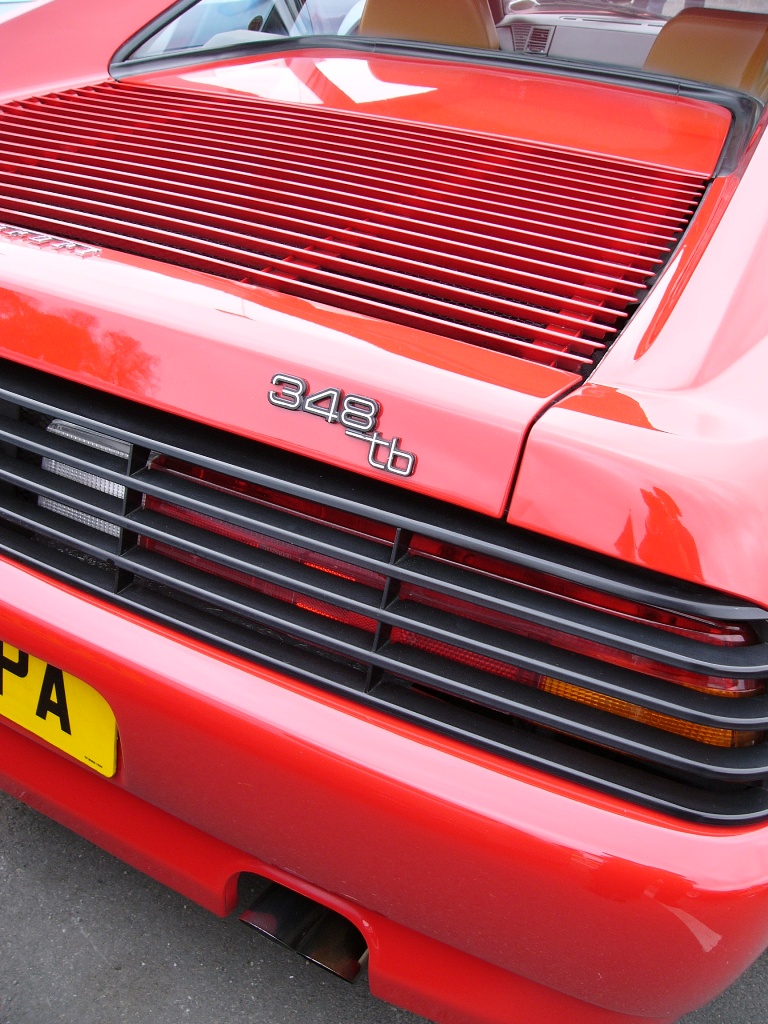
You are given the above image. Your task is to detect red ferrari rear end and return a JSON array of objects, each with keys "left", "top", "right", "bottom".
[{"left": 1, "top": 1, "right": 768, "bottom": 1021}]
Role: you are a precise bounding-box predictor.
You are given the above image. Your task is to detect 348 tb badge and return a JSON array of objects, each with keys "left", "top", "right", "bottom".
[{"left": 268, "top": 374, "right": 416, "bottom": 477}]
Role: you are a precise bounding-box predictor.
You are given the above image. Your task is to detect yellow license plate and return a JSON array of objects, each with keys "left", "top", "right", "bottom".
[{"left": 0, "top": 641, "right": 117, "bottom": 777}]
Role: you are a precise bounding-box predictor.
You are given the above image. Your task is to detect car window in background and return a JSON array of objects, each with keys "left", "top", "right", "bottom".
[
  {"left": 126, "top": 0, "right": 768, "bottom": 100},
  {"left": 0, "top": 0, "right": 54, "bottom": 22},
  {"left": 131, "top": 0, "right": 362, "bottom": 56}
]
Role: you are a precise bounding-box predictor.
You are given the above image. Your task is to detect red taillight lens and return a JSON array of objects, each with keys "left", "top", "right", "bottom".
[
  {"left": 143, "top": 535, "right": 379, "bottom": 634},
  {"left": 145, "top": 495, "right": 388, "bottom": 591},
  {"left": 141, "top": 456, "right": 389, "bottom": 634},
  {"left": 151, "top": 455, "right": 396, "bottom": 544},
  {"left": 139, "top": 456, "right": 763, "bottom": 734},
  {"left": 409, "top": 536, "right": 756, "bottom": 647},
  {"left": 400, "top": 582, "right": 761, "bottom": 696}
]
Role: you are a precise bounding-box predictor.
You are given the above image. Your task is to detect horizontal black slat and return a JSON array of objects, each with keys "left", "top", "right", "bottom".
[
  {"left": 373, "top": 683, "right": 768, "bottom": 824},
  {"left": 378, "top": 643, "right": 768, "bottom": 780},
  {"left": 1, "top": 507, "right": 763, "bottom": 785},
  {"left": 7, "top": 488, "right": 768, "bottom": 731},
  {"left": 1, "top": 506, "right": 766, "bottom": 823}
]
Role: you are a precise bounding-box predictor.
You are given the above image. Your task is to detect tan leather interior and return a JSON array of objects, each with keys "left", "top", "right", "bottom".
[
  {"left": 359, "top": 0, "right": 500, "bottom": 50},
  {"left": 644, "top": 8, "right": 768, "bottom": 102}
]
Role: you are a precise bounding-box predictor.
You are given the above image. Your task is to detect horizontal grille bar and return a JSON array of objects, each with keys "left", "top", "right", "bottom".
[
  {"left": 0, "top": 81, "right": 708, "bottom": 374},
  {"left": 0, "top": 360, "right": 766, "bottom": 822}
]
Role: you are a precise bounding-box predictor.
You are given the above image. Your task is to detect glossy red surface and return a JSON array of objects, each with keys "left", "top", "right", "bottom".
[
  {"left": 2, "top": 5, "right": 768, "bottom": 1024},
  {"left": 509, "top": 115, "right": 768, "bottom": 607},
  {"left": 0, "top": 78, "right": 705, "bottom": 374},
  {"left": 0, "top": 233, "right": 574, "bottom": 517},
  {"left": 1, "top": 554, "right": 767, "bottom": 1023},
  {"left": 145, "top": 50, "right": 730, "bottom": 172},
  {"left": 0, "top": 730, "right": 674, "bottom": 1024},
  {"left": 0, "top": 0, "right": 176, "bottom": 102}
]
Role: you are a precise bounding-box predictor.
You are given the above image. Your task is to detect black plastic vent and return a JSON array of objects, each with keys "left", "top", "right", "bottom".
[{"left": 509, "top": 23, "right": 553, "bottom": 53}]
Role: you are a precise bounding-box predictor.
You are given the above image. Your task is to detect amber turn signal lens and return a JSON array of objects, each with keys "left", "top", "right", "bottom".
[{"left": 539, "top": 677, "right": 762, "bottom": 748}]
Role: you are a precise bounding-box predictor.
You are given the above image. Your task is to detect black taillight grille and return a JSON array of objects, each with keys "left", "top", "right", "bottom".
[{"left": 0, "top": 359, "right": 767, "bottom": 822}]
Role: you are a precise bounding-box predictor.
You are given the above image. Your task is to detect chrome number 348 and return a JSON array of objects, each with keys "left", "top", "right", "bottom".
[{"left": 267, "top": 374, "right": 416, "bottom": 478}]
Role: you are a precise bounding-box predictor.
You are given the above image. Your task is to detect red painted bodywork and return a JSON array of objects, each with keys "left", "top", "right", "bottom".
[
  {"left": 0, "top": 238, "right": 569, "bottom": 517},
  {"left": 3, "top": 554, "right": 768, "bottom": 1024},
  {"left": 0, "top": 0, "right": 178, "bottom": 102},
  {"left": 1, "top": 5, "right": 768, "bottom": 1024},
  {"left": 509, "top": 123, "right": 768, "bottom": 606},
  {"left": 144, "top": 50, "right": 730, "bottom": 171}
]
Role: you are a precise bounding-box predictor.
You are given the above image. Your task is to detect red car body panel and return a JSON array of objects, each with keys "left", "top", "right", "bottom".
[
  {"left": 0, "top": 0, "right": 178, "bottom": 102},
  {"left": 509, "top": 125, "right": 768, "bottom": 604},
  {"left": 1, "top": 4, "right": 768, "bottom": 1024},
  {"left": 1, "top": 725, "right": 681, "bottom": 1024},
  {"left": 140, "top": 51, "right": 731, "bottom": 171},
  {"left": 0, "top": 238, "right": 572, "bottom": 517},
  {"left": 2, "top": 554, "right": 768, "bottom": 1024}
]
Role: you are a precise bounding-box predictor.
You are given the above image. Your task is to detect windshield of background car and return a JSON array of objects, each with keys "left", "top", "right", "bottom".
[
  {"left": 0, "top": 0, "right": 54, "bottom": 25},
  {"left": 126, "top": 0, "right": 768, "bottom": 101}
]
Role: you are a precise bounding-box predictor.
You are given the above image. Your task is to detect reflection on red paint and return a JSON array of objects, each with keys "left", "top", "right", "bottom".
[
  {"left": 558, "top": 384, "right": 657, "bottom": 430},
  {"left": 616, "top": 487, "right": 703, "bottom": 583},
  {"left": 0, "top": 289, "right": 157, "bottom": 392}
]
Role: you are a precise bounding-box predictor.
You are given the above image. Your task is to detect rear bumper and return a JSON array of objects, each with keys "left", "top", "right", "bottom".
[{"left": 2, "top": 553, "right": 768, "bottom": 1024}]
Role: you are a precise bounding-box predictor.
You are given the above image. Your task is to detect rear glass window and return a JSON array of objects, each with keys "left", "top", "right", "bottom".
[{"left": 127, "top": 0, "right": 768, "bottom": 101}]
